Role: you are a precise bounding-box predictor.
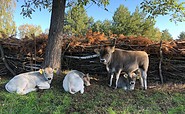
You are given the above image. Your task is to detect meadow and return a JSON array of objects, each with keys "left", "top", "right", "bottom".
[{"left": 0, "top": 73, "right": 185, "bottom": 114}]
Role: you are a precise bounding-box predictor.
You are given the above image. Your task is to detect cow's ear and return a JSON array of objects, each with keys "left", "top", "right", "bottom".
[
  {"left": 94, "top": 49, "right": 100, "bottom": 54},
  {"left": 123, "top": 73, "right": 128, "bottom": 78},
  {"left": 39, "top": 69, "right": 44, "bottom": 74},
  {"left": 110, "top": 46, "right": 115, "bottom": 53},
  {"left": 112, "top": 38, "right": 116, "bottom": 46}
]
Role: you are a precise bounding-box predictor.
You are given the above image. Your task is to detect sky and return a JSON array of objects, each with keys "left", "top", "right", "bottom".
[{"left": 14, "top": 0, "right": 185, "bottom": 39}]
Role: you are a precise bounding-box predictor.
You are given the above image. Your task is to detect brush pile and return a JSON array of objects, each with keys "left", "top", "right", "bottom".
[{"left": 0, "top": 32, "right": 185, "bottom": 83}]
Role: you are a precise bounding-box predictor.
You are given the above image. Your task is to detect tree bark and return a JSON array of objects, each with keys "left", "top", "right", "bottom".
[
  {"left": 159, "top": 40, "right": 164, "bottom": 84},
  {"left": 43, "top": 0, "right": 66, "bottom": 71}
]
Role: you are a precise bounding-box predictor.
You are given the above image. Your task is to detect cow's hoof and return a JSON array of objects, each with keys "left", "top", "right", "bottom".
[
  {"left": 108, "top": 84, "right": 112, "bottom": 87},
  {"left": 114, "top": 87, "right": 117, "bottom": 89}
]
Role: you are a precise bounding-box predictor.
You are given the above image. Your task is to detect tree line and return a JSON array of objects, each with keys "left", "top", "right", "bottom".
[{"left": 0, "top": 1, "right": 185, "bottom": 41}]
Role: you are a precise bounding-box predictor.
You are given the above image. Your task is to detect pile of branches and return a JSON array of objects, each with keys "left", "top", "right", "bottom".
[{"left": 0, "top": 33, "right": 185, "bottom": 83}]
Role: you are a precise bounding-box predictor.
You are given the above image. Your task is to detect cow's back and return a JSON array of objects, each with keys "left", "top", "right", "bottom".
[
  {"left": 132, "top": 51, "right": 149, "bottom": 71},
  {"left": 110, "top": 49, "right": 134, "bottom": 70},
  {"left": 63, "top": 70, "right": 84, "bottom": 93},
  {"left": 5, "top": 71, "right": 41, "bottom": 93},
  {"left": 111, "top": 49, "right": 149, "bottom": 71},
  {"left": 5, "top": 75, "right": 29, "bottom": 93}
]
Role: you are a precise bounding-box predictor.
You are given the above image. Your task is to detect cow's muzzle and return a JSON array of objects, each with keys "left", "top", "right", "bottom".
[
  {"left": 48, "top": 78, "right": 51, "bottom": 80},
  {"left": 100, "top": 59, "right": 106, "bottom": 63},
  {"left": 130, "top": 81, "right": 135, "bottom": 85}
]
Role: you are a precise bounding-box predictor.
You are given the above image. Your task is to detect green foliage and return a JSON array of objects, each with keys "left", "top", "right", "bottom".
[
  {"left": 20, "top": 0, "right": 185, "bottom": 23},
  {"left": 18, "top": 24, "right": 43, "bottom": 38},
  {"left": 161, "top": 29, "right": 173, "bottom": 41},
  {"left": 20, "top": 0, "right": 109, "bottom": 18},
  {"left": 101, "top": 20, "right": 112, "bottom": 36},
  {"left": 91, "top": 20, "right": 103, "bottom": 32},
  {"left": 18, "top": 0, "right": 185, "bottom": 42},
  {"left": 112, "top": 5, "right": 162, "bottom": 41},
  {"left": 64, "top": 5, "right": 93, "bottom": 36},
  {"left": 178, "top": 31, "right": 185, "bottom": 40},
  {"left": 145, "top": 28, "right": 162, "bottom": 41},
  {"left": 20, "top": 0, "right": 52, "bottom": 18},
  {"left": 140, "top": 0, "right": 185, "bottom": 22},
  {"left": 112, "top": 5, "right": 131, "bottom": 35},
  {"left": 67, "top": 0, "right": 109, "bottom": 9},
  {"left": 91, "top": 20, "right": 112, "bottom": 36},
  {"left": 0, "top": 0, "right": 16, "bottom": 38}
]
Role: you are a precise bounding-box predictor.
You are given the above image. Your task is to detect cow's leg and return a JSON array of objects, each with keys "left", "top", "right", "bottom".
[
  {"left": 114, "top": 69, "right": 122, "bottom": 89},
  {"left": 140, "top": 69, "right": 147, "bottom": 90},
  {"left": 139, "top": 76, "right": 144, "bottom": 89},
  {"left": 139, "top": 68, "right": 144, "bottom": 89},
  {"left": 80, "top": 88, "right": 84, "bottom": 94},
  {"left": 17, "top": 81, "right": 37, "bottom": 95},
  {"left": 16, "top": 80, "right": 28, "bottom": 95},
  {"left": 109, "top": 72, "right": 114, "bottom": 87},
  {"left": 21, "top": 88, "right": 37, "bottom": 95},
  {"left": 16, "top": 88, "right": 25, "bottom": 95},
  {"left": 37, "top": 82, "right": 50, "bottom": 90}
]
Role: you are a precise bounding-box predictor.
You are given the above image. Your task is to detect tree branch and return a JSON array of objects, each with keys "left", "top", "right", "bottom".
[{"left": 0, "top": 43, "right": 16, "bottom": 75}]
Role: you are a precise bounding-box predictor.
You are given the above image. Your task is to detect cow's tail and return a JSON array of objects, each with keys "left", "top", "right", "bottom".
[{"left": 68, "top": 82, "right": 75, "bottom": 94}]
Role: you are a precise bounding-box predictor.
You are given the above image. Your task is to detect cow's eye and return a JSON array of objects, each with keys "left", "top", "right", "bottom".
[{"left": 105, "top": 54, "right": 109, "bottom": 57}]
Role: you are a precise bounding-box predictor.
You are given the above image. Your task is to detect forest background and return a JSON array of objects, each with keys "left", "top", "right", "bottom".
[{"left": 1, "top": 0, "right": 185, "bottom": 41}]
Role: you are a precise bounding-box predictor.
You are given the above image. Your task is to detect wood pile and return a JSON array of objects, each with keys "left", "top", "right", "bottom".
[{"left": 0, "top": 33, "right": 185, "bottom": 83}]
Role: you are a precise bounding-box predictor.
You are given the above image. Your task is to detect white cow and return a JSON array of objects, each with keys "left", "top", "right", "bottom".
[
  {"left": 5, "top": 67, "right": 54, "bottom": 95},
  {"left": 63, "top": 70, "right": 91, "bottom": 94}
]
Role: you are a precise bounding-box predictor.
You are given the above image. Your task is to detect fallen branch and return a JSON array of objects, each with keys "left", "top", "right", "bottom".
[
  {"left": 63, "top": 54, "right": 99, "bottom": 60},
  {"left": 0, "top": 43, "right": 16, "bottom": 75}
]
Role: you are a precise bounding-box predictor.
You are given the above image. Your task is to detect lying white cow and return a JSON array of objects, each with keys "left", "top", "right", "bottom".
[
  {"left": 63, "top": 70, "right": 91, "bottom": 94},
  {"left": 5, "top": 67, "right": 54, "bottom": 95}
]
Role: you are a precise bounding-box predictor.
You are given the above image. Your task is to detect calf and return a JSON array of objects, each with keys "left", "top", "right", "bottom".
[
  {"left": 94, "top": 39, "right": 149, "bottom": 90},
  {"left": 63, "top": 70, "right": 91, "bottom": 94},
  {"left": 5, "top": 67, "right": 53, "bottom": 95},
  {"left": 118, "top": 72, "right": 139, "bottom": 90}
]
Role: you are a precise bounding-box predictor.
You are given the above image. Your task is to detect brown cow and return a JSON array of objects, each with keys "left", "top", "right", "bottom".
[{"left": 95, "top": 39, "right": 149, "bottom": 90}]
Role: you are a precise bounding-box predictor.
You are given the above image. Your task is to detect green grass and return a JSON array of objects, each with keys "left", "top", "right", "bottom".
[
  {"left": 0, "top": 76, "right": 185, "bottom": 114},
  {"left": 0, "top": 88, "right": 71, "bottom": 114}
]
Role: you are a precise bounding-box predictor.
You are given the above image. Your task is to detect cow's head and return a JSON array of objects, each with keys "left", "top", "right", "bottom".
[
  {"left": 94, "top": 46, "right": 115, "bottom": 64},
  {"left": 83, "top": 73, "right": 91, "bottom": 86},
  {"left": 40, "top": 67, "right": 54, "bottom": 83},
  {"left": 124, "top": 71, "right": 140, "bottom": 90},
  {"left": 94, "top": 39, "right": 116, "bottom": 64}
]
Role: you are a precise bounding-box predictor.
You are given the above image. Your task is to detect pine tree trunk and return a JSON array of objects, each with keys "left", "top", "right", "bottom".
[{"left": 43, "top": 0, "right": 66, "bottom": 71}]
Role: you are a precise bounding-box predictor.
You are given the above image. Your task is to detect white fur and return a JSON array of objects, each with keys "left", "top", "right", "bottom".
[
  {"left": 63, "top": 70, "right": 85, "bottom": 94},
  {"left": 5, "top": 67, "right": 53, "bottom": 95}
]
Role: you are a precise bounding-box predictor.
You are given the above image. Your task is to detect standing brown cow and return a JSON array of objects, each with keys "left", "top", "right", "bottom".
[{"left": 95, "top": 39, "right": 149, "bottom": 90}]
